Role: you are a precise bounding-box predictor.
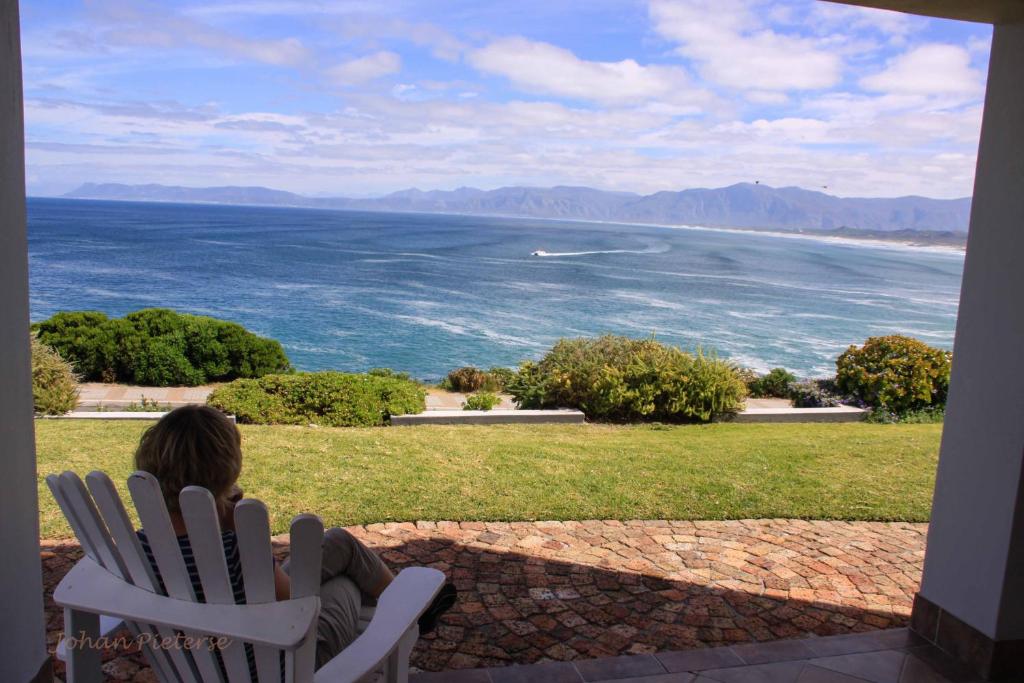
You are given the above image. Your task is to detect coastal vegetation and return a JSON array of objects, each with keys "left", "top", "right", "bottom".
[
  {"left": 507, "top": 336, "right": 746, "bottom": 422},
  {"left": 35, "top": 420, "right": 941, "bottom": 538},
  {"left": 837, "top": 335, "right": 951, "bottom": 413},
  {"left": 207, "top": 371, "right": 426, "bottom": 427},
  {"left": 31, "top": 334, "right": 79, "bottom": 415},
  {"left": 463, "top": 392, "right": 500, "bottom": 411},
  {"left": 746, "top": 367, "right": 797, "bottom": 398},
  {"left": 440, "top": 366, "right": 514, "bottom": 393},
  {"left": 33, "top": 308, "right": 291, "bottom": 386}
]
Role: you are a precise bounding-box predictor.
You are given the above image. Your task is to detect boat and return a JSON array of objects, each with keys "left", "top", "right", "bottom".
[{"left": 530, "top": 250, "right": 549, "bottom": 256}]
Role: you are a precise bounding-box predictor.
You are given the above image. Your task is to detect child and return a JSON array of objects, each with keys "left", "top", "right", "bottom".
[{"left": 133, "top": 405, "right": 454, "bottom": 670}]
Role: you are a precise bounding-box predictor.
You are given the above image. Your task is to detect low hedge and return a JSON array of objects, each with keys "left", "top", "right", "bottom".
[
  {"left": 207, "top": 371, "right": 426, "bottom": 426},
  {"left": 33, "top": 308, "right": 291, "bottom": 386},
  {"left": 507, "top": 335, "right": 746, "bottom": 422}
]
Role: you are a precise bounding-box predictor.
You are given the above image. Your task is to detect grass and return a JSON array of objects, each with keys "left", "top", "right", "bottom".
[{"left": 35, "top": 421, "right": 942, "bottom": 539}]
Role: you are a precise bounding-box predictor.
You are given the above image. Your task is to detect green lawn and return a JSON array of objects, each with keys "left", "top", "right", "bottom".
[{"left": 35, "top": 421, "right": 941, "bottom": 539}]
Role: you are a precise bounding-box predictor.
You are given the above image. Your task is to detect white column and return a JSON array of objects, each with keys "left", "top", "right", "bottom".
[
  {"left": 918, "top": 19, "right": 1024, "bottom": 643},
  {"left": 0, "top": 1, "right": 50, "bottom": 681}
]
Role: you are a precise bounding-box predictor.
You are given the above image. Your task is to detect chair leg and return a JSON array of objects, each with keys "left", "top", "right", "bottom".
[
  {"left": 63, "top": 608, "right": 104, "bottom": 683},
  {"left": 384, "top": 626, "right": 419, "bottom": 683}
]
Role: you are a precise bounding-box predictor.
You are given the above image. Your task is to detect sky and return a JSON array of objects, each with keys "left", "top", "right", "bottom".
[{"left": 21, "top": 0, "right": 992, "bottom": 199}]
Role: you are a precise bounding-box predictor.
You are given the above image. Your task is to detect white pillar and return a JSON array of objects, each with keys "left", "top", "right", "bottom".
[
  {"left": 0, "top": 2, "right": 50, "bottom": 681},
  {"left": 913, "top": 19, "right": 1024, "bottom": 678}
]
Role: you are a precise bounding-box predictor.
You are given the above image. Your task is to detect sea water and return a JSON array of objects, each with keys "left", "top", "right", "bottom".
[{"left": 27, "top": 197, "right": 964, "bottom": 379}]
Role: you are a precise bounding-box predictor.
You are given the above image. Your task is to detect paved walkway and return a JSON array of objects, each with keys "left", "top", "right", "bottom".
[
  {"left": 41, "top": 519, "right": 926, "bottom": 681},
  {"left": 76, "top": 383, "right": 516, "bottom": 411}
]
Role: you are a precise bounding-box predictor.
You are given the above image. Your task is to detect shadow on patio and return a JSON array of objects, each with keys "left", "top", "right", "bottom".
[{"left": 40, "top": 518, "right": 925, "bottom": 680}]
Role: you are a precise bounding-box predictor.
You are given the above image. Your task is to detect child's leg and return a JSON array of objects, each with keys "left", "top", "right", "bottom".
[
  {"left": 314, "top": 575, "right": 362, "bottom": 669},
  {"left": 318, "top": 527, "right": 394, "bottom": 597}
]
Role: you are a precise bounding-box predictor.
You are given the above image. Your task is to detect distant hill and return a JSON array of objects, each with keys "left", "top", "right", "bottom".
[{"left": 65, "top": 182, "right": 972, "bottom": 234}]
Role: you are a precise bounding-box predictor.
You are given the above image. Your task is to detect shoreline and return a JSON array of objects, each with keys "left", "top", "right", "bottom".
[{"left": 33, "top": 196, "right": 967, "bottom": 256}]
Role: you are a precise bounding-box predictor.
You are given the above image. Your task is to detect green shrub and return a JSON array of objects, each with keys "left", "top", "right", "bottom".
[
  {"left": 32, "top": 335, "right": 80, "bottom": 415},
  {"left": 33, "top": 308, "right": 291, "bottom": 386},
  {"left": 507, "top": 335, "right": 746, "bottom": 422},
  {"left": 207, "top": 371, "right": 426, "bottom": 426},
  {"left": 837, "top": 335, "right": 951, "bottom": 413},
  {"left": 368, "top": 367, "right": 413, "bottom": 382},
  {"left": 463, "top": 392, "right": 501, "bottom": 411},
  {"left": 122, "top": 397, "right": 173, "bottom": 412},
  {"left": 865, "top": 405, "right": 945, "bottom": 424},
  {"left": 747, "top": 367, "right": 797, "bottom": 398},
  {"left": 486, "top": 367, "right": 517, "bottom": 391}
]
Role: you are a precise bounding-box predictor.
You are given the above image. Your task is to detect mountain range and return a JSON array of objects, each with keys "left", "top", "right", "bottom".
[{"left": 64, "top": 182, "right": 972, "bottom": 234}]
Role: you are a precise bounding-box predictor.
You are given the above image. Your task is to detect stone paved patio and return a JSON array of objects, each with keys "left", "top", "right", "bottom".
[{"left": 40, "top": 519, "right": 927, "bottom": 681}]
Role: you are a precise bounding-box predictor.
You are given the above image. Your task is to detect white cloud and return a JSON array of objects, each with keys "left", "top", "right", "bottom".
[
  {"left": 810, "top": 3, "right": 914, "bottom": 42},
  {"left": 860, "top": 44, "right": 984, "bottom": 97},
  {"left": 468, "top": 37, "right": 702, "bottom": 107},
  {"left": 90, "top": 3, "right": 312, "bottom": 67},
  {"left": 327, "top": 51, "right": 402, "bottom": 85},
  {"left": 649, "top": 0, "right": 841, "bottom": 92}
]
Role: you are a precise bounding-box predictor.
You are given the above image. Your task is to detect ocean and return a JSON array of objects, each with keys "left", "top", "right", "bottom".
[{"left": 27, "top": 197, "right": 965, "bottom": 380}]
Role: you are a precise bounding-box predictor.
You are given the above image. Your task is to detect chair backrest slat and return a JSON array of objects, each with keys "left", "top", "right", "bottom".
[
  {"left": 86, "top": 472, "right": 162, "bottom": 588},
  {"left": 63, "top": 472, "right": 187, "bottom": 683},
  {"left": 287, "top": 514, "right": 324, "bottom": 683},
  {"left": 87, "top": 471, "right": 194, "bottom": 683},
  {"left": 128, "top": 472, "right": 227, "bottom": 683},
  {"left": 180, "top": 487, "right": 256, "bottom": 683},
  {"left": 235, "top": 500, "right": 283, "bottom": 683}
]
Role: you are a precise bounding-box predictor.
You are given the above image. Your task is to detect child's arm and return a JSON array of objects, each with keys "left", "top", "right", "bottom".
[{"left": 274, "top": 562, "right": 291, "bottom": 600}]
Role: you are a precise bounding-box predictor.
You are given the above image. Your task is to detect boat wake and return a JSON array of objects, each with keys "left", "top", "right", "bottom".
[{"left": 531, "top": 247, "right": 664, "bottom": 257}]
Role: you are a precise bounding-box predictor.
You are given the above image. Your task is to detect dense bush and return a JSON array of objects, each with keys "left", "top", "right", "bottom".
[
  {"left": 485, "top": 367, "right": 517, "bottom": 390},
  {"left": 747, "top": 367, "right": 797, "bottom": 398},
  {"left": 440, "top": 366, "right": 512, "bottom": 392},
  {"left": 31, "top": 335, "right": 79, "bottom": 415},
  {"left": 463, "top": 392, "right": 500, "bottom": 411},
  {"left": 207, "top": 371, "right": 426, "bottom": 426},
  {"left": 368, "top": 367, "right": 413, "bottom": 382},
  {"left": 441, "top": 366, "right": 488, "bottom": 392},
  {"left": 789, "top": 379, "right": 844, "bottom": 408},
  {"left": 33, "top": 308, "right": 291, "bottom": 386},
  {"left": 837, "top": 335, "right": 951, "bottom": 413},
  {"left": 507, "top": 335, "right": 746, "bottom": 422}
]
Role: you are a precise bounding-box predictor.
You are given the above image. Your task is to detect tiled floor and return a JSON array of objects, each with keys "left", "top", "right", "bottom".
[
  {"left": 42, "top": 519, "right": 928, "bottom": 681},
  {"left": 409, "top": 629, "right": 983, "bottom": 683}
]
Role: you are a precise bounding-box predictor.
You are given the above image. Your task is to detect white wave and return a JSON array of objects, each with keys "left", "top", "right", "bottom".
[{"left": 612, "top": 291, "right": 689, "bottom": 311}]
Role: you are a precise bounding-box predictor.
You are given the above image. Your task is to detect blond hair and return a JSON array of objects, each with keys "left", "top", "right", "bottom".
[{"left": 134, "top": 406, "right": 242, "bottom": 514}]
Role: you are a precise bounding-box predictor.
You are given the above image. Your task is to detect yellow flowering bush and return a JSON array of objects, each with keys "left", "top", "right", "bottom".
[{"left": 836, "top": 335, "right": 951, "bottom": 413}]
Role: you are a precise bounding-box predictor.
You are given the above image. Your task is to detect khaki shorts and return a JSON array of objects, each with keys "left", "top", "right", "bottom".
[{"left": 281, "top": 527, "right": 394, "bottom": 668}]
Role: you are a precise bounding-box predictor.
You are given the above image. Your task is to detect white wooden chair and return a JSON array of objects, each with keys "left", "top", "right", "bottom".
[{"left": 46, "top": 470, "right": 445, "bottom": 683}]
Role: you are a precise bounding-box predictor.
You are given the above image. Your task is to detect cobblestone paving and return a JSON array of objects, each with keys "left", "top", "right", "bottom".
[{"left": 41, "top": 519, "right": 926, "bottom": 681}]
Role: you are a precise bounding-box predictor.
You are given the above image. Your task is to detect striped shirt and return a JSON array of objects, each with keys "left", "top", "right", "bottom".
[
  {"left": 137, "top": 529, "right": 262, "bottom": 680},
  {"left": 136, "top": 529, "right": 247, "bottom": 604}
]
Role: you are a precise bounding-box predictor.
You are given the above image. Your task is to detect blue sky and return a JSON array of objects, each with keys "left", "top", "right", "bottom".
[{"left": 21, "top": 1, "right": 991, "bottom": 198}]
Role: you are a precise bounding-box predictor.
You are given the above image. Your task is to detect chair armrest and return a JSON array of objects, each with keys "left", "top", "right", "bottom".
[
  {"left": 55, "top": 557, "right": 319, "bottom": 649},
  {"left": 313, "top": 567, "right": 445, "bottom": 683}
]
